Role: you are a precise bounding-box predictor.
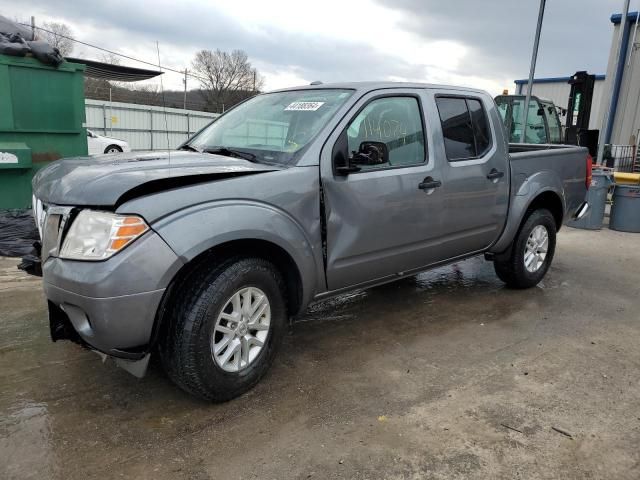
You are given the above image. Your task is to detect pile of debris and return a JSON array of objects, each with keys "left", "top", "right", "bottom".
[{"left": 0, "top": 15, "right": 64, "bottom": 66}]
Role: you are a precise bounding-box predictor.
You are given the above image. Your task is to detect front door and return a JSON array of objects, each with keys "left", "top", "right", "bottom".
[{"left": 320, "top": 90, "right": 444, "bottom": 290}]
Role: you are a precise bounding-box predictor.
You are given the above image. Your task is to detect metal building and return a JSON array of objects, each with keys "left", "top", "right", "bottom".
[
  {"left": 514, "top": 75, "right": 606, "bottom": 130},
  {"left": 601, "top": 11, "right": 640, "bottom": 146}
]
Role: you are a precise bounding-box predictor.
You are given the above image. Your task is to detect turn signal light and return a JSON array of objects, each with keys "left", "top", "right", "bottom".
[{"left": 108, "top": 217, "right": 148, "bottom": 253}]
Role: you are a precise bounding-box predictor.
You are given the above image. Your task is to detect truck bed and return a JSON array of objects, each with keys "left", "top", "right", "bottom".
[
  {"left": 508, "top": 142, "right": 588, "bottom": 223},
  {"left": 508, "top": 143, "right": 585, "bottom": 155}
]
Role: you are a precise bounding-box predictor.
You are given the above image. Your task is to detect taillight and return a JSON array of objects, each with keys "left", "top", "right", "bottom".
[{"left": 586, "top": 153, "right": 593, "bottom": 190}]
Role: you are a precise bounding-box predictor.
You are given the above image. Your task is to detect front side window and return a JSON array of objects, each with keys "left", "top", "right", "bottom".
[
  {"left": 346, "top": 96, "right": 425, "bottom": 170},
  {"left": 436, "top": 96, "right": 492, "bottom": 161},
  {"left": 189, "top": 89, "right": 354, "bottom": 165}
]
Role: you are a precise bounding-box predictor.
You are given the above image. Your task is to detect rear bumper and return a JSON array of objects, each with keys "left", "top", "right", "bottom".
[{"left": 573, "top": 201, "right": 590, "bottom": 221}]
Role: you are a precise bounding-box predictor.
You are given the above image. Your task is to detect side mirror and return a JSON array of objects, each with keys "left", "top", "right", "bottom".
[
  {"left": 537, "top": 107, "right": 544, "bottom": 116},
  {"left": 352, "top": 141, "right": 389, "bottom": 166},
  {"left": 333, "top": 130, "right": 360, "bottom": 175}
]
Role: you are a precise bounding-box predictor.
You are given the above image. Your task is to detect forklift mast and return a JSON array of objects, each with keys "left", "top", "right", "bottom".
[{"left": 565, "top": 71, "right": 599, "bottom": 156}]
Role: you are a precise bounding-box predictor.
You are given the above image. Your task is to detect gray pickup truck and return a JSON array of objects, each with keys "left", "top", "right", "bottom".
[{"left": 32, "top": 82, "right": 590, "bottom": 401}]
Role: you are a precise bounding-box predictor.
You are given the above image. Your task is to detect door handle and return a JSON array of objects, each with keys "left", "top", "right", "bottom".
[
  {"left": 418, "top": 177, "right": 442, "bottom": 190},
  {"left": 486, "top": 169, "right": 504, "bottom": 180}
]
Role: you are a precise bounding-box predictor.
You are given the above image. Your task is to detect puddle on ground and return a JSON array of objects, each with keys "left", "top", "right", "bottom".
[{"left": 299, "top": 257, "right": 505, "bottom": 325}]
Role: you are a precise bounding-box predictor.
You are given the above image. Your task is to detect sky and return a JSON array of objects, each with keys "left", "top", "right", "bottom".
[{"left": 0, "top": 0, "right": 630, "bottom": 95}]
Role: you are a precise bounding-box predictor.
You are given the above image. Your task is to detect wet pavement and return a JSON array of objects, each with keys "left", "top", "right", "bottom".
[{"left": 1, "top": 226, "right": 640, "bottom": 479}]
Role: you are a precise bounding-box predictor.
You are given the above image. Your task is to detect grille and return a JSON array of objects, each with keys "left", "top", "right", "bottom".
[
  {"left": 42, "top": 213, "right": 61, "bottom": 262},
  {"left": 33, "top": 196, "right": 46, "bottom": 240},
  {"left": 39, "top": 205, "right": 74, "bottom": 262}
]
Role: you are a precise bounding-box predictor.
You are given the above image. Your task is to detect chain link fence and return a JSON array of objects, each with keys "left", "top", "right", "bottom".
[{"left": 603, "top": 144, "right": 640, "bottom": 173}]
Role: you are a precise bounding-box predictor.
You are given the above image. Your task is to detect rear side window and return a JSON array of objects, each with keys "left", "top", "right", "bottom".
[
  {"left": 467, "top": 99, "right": 491, "bottom": 156},
  {"left": 436, "top": 96, "right": 492, "bottom": 161}
]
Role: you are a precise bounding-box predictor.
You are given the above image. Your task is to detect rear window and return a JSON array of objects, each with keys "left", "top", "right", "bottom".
[{"left": 436, "top": 96, "right": 492, "bottom": 161}]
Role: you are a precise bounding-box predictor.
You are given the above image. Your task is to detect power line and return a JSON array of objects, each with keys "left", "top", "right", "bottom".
[{"left": 19, "top": 21, "right": 209, "bottom": 83}]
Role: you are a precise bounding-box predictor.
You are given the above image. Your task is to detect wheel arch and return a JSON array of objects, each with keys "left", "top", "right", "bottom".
[
  {"left": 104, "top": 144, "right": 123, "bottom": 153},
  {"left": 191, "top": 238, "right": 304, "bottom": 315},
  {"left": 490, "top": 187, "right": 564, "bottom": 255},
  {"left": 149, "top": 237, "right": 307, "bottom": 354},
  {"left": 523, "top": 190, "right": 564, "bottom": 231}
]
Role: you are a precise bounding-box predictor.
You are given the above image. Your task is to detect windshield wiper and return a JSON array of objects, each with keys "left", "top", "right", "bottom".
[
  {"left": 203, "top": 147, "right": 258, "bottom": 162},
  {"left": 177, "top": 144, "right": 200, "bottom": 152}
]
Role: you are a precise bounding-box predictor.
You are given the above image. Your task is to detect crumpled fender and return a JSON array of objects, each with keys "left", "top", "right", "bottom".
[{"left": 151, "top": 200, "right": 320, "bottom": 309}]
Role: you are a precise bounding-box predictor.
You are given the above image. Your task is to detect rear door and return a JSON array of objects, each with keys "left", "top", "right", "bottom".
[
  {"left": 430, "top": 91, "right": 510, "bottom": 259},
  {"left": 320, "top": 89, "right": 444, "bottom": 290}
]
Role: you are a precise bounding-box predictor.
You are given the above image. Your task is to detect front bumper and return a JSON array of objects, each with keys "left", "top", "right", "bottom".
[
  {"left": 44, "top": 283, "right": 165, "bottom": 357},
  {"left": 42, "top": 230, "right": 183, "bottom": 360}
]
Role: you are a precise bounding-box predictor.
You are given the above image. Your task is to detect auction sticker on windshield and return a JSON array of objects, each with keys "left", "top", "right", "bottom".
[{"left": 285, "top": 101, "right": 325, "bottom": 111}]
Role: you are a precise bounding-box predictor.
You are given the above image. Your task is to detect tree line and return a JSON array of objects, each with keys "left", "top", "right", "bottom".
[{"left": 37, "top": 21, "right": 264, "bottom": 113}]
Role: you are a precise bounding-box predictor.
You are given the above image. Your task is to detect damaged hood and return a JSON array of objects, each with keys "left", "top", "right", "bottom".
[{"left": 32, "top": 150, "right": 283, "bottom": 206}]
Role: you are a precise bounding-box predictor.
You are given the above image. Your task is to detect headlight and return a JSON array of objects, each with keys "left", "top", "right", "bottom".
[{"left": 59, "top": 210, "right": 149, "bottom": 260}]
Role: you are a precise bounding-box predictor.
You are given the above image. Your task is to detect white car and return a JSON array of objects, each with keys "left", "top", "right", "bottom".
[{"left": 86, "top": 129, "right": 131, "bottom": 155}]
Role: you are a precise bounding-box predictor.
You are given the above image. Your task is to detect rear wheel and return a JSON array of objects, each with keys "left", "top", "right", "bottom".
[
  {"left": 493, "top": 209, "right": 557, "bottom": 289},
  {"left": 159, "top": 257, "right": 287, "bottom": 402}
]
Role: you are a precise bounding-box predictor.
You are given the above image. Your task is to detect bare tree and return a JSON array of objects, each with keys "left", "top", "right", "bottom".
[
  {"left": 99, "top": 52, "right": 121, "bottom": 65},
  {"left": 191, "top": 49, "right": 263, "bottom": 112},
  {"left": 40, "top": 21, "right": 74, "bottom": 56}
]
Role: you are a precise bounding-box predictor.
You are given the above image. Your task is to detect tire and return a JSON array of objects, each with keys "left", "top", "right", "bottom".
[
  {"left": 493, "top": 209, "right": 557, "bottom": 289},
  {"left": 104, "top": 145, "right": 123, "bottom": 154},
  {"left": 159, "top": 257, "right": 287, "bottom": 402}
]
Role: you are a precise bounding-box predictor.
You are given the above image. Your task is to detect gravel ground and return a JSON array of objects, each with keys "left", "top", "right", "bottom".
[{"left": 1, "top": 225, "right": 639, "bottom": 480}]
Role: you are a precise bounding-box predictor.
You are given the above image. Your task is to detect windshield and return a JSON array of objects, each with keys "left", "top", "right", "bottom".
[{"left": 188, "top": 89, "right": 354, "bottom": 165}]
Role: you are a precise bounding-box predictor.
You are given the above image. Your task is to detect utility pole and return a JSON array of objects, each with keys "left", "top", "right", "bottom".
[
  {"left": 520, "top": 0, "right": 546, "bottom": 143},
  {"left": 30, "top": 16, "right": 35, "bottom": 40},
  {"left": 183, "top": 69, "right": 188, "bottom": 110}
]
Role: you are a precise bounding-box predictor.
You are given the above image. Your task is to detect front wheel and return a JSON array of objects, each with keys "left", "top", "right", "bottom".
[
  {"left": 493, "top": 209, "right": 557, "bottom": 289},
  {"left": 159, "top": 257, "right": 287, "bottom": 402},
  {"left": 104, "top": 144, "right": 123, "bottom": 154}
]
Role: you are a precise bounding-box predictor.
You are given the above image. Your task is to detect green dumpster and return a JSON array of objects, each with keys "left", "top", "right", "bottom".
[{"left": 0, "top": 54, "right": 88, "bottom": 209}]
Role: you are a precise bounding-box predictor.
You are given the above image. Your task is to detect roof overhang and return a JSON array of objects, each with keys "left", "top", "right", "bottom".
[
  {"left": 611, "top": 11, "right": 640, "bottom": 24},
  {"left": 65, "top": 57, "right": 163, "bottom": 82},
  {"left": 514, "top": 75, "right": 606, "bottom": 85}
]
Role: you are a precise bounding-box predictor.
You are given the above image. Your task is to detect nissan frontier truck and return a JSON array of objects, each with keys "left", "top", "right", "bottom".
[{"left": 32, "top": 82, "right": 590, "bottom": 401}]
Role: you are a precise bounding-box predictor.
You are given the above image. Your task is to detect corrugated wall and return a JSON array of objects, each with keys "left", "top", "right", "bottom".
[
  {"left": 515, "top": 79, "right": 606, "bottom": 130},
  {"left": 85, "top": 99, "right": 219, "bottom": 151},
  {"left": 606, "top": 19, "right": 640, "bottom": 146}
]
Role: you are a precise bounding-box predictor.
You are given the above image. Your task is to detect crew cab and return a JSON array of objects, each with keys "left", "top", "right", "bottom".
[{"left": 32, "top": 82, "right": 590, "bottom": 401}]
